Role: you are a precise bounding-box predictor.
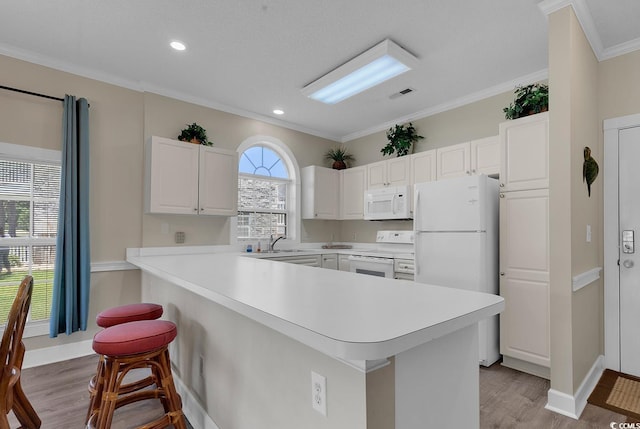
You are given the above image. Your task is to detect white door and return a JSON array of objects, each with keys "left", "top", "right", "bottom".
[{"left": 619, "top": 126, "right": 640, "bottom": 376}]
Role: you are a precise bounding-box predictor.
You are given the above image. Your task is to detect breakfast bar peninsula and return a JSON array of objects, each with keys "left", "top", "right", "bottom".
[{"left": 127, "top": 249, "right": 504, "bottom": 429}]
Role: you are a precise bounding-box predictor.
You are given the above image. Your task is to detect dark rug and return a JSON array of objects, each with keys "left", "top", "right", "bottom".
[{"left": 588, "top": 369, "right": 640, "bottom": 421}]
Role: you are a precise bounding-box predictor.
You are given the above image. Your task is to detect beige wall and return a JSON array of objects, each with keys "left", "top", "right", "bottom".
[
  {"left": 0, "top": 54, "right": 147, "bottom": 349},
  {"left": 141, "top": 92, "right": 338, "bottom": 247},
  {"left": 548, "top": 6, "right": 602, "bottom": 395}
]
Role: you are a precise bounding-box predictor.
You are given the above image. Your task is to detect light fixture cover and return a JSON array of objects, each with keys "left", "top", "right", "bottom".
[{"left": 302, "top": 39, "right": 417, "bottom": 104}]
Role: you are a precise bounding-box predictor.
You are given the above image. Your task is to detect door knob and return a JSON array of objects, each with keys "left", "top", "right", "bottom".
[{"left": 623, "top": 260, "right": 635, "bottom": 268}]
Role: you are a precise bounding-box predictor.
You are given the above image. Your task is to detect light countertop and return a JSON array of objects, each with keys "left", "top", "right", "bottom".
[{"left": 127, "top": 250, "right": 504, "bottom": 361}]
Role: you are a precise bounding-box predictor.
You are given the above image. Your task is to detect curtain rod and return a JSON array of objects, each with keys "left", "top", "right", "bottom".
[{"left": 0, "top": 84, "right": 65, "bottom": 102}]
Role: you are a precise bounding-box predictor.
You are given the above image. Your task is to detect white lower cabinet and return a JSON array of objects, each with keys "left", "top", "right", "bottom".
[
  {"left": 338, "top": 254, "right": 351, "bottom": 272},
  {"left": 499, "top": 188, "right": 550, "bottom": 376},
  {"left": 321, "top": 254, "right": 338, "bottom": 270}
]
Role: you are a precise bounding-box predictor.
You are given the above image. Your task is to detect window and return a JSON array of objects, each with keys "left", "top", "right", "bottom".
[
  {"left": 0, "top": 144, "right": 60, "bottom": 332},
  {"left": 238, "top": 146, "right": 289, "bottom": 240}
]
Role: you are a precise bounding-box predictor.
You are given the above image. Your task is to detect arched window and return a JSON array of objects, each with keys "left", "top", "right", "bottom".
[{"left": 236, "top": 139, "right": 298, "bottom": 243}]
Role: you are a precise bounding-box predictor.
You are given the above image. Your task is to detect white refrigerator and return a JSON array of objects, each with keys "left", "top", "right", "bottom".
[{"left": 413, "top": 174, "right": 500, "bottom": 367}]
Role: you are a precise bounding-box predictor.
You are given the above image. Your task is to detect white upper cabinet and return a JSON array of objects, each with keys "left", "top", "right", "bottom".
[
  {"left": 499, "top": 112, "right": 549, "bottom": 192},
  {"left": 436, "top": 142, "right": 471, "bottom": 180},
  {"left": 436, "top": 137, "right": 499, "bottom": 180},
  {"left": 302, "top": 165, "right": 339, "bottom": 219},
  {"left": 145, "top": 136, "right": 238, "bottom": 215},
  {"left": 340, "top": 165, "right": 367, "bottom": 220},
  {"left": 367, "top": 157, "right": 410, "bottom": 188},
  {"left": 410, "top": 149, "right": 437, "bottom": 185},
  {"left": 470, "top": 136, "right": 500, "bottom": 176},
  {"left": 198, "top": 146, "right": 239, "bottom": 216}
]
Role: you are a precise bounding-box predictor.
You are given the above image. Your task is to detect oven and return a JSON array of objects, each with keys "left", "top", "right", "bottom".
[{"left": 348, "top": 255, "right": 394, "bottom": 278}]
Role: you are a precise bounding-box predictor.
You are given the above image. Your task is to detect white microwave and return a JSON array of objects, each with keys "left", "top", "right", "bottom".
[{"left": 364, "top": 185, "right": 412, "bottom": 220}]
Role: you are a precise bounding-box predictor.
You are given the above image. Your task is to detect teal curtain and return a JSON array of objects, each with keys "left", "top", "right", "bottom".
[{"left": 50, "top": 95, "right": 91, "bottom": 337}]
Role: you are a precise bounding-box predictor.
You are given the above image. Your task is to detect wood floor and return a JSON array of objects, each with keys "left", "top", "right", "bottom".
[{"left": 8, "top": 355, "right": 627, "bottom": 428}]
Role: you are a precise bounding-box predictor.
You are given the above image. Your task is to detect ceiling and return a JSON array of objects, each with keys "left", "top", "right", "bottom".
[{"left": 0, "top": 0, "right": 638, "bottom": 142}]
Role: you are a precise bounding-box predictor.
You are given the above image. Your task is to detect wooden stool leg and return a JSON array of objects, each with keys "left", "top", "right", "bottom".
[
  {"left": 86, "top": 356, "right": 105, "bottom": 424},
  {"left": 157, "top": 348, "right": 186, "bottom": 429},
  {"left": 95, "top": 356, "right": 121, "bottom": 429}
]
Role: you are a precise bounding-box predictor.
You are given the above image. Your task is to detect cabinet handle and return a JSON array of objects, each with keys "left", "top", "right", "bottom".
[
  {"left": 200, "top": 208, "right": 204, "bottom": 211},
  {"left": 194, "top": 208, "right": 198, "bottom": 211},
  {"left": 500, "top": 272, "right": 505, "bottom": 276},
  {"left": 500, "top": 183, "right": 505, "bottom": 187},
  {"left": 466, "top": 171, "right": 470, "bottom": 175},
  {"left": 472, "top": 169, "right": 476, "bottom": 173},
  {"left": 500, "top": 194, "right": 505, "bottom": 198}
]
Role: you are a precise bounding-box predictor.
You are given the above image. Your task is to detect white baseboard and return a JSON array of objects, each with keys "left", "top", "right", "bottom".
[
  {"left": 545, "top": 355, "right": 604, "bottom": 419},
  {"left": 173, "top": 374, "right": 220, "bottom": 429},
  {"left": 22, "top": 339, "right": 94, "bottom": 369}
]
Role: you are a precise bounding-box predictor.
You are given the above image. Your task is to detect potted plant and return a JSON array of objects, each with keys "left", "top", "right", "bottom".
[
  {"left": 503, "top": 83, "right": 549, "bottom": 120},
  {"left": 177, "top": 122, "right": 213, "bottom": 146},
  {"left": 381, "top": 123, "right": 424, "bottom": 157},
  {"left": 324, "top": 146, "right": 354, "bottom": 170}
]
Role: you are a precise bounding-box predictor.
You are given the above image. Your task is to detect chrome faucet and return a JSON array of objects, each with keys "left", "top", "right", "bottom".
[{"left": 269, "top": 234, "right": 286, "bottom": 251}]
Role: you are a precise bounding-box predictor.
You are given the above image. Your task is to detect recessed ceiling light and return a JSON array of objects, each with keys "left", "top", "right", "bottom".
[
  {"left": 170, "top": 41, "right": 186, "bottom": 51},
  {"left": 273, "top": 109, "right": 284, "bottom": 115}
]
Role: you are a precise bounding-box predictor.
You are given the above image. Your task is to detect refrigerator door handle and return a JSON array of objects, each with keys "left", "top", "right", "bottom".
[{"left": 414, "top": 189, "right": 420, "bottom": 231}]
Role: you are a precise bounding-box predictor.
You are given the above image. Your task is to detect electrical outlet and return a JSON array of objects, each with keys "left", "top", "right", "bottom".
[
  {"left": 175, "top": 231, "right": 185, "bottom": 244},
  {"left": 586, "top": 224, "right": 592, "bottom": 243},
  {"left": 311, "top": 371, "right": 327, "bottom": 416}
]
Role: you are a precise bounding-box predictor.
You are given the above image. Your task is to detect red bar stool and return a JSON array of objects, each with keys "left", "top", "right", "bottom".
[
  {"left": 86, "top": 303, "right": 163, "bottom": 423},
  {"left": 87, "top": 320, "right": 186, "bottom": 429},
  {"left": 95, "top": 303, "right": 163, "bottom": 328}
]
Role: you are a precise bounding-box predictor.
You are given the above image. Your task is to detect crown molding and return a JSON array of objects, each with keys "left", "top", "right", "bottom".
[
  {"left": 0, "top": 43, "right": 342, "bottom": 143},
  {"left": 341, "top": 68, "right": 549, "bottom": 142},
  {"left": 538, "top": 0, "right": 640, "bottom": 62}
]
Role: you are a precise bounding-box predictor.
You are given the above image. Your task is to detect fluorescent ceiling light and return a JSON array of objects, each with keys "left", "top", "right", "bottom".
[
  {"left": 273, "top": 109, "right": 284, "bottom": 115},
  {"left": 302, "top": 39, "right": 418, "bottom": 104}
]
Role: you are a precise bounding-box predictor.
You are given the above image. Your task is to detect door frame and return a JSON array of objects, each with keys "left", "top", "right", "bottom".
[{"left": 604, "top": 112, "right": 640, "bottom": 371}]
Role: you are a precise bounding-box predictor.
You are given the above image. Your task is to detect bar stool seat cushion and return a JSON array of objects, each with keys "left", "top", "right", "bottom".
[
  {"left": 93, "top": 320, "right": 177, "bottom": 357},
  {"left": 96, "top": 303, "right": 163, "bottom": 328}
]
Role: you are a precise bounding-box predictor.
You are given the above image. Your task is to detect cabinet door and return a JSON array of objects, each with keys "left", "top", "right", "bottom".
[
  {"left": 302, "top": 166, "right": 339, "bottom": 219},
  {"left": 471, "top": 136, "right": 499, "bottom": 176},
  {"left": 499, "top": 189, "right": 550, "bottom": 368},
  {"left": 340, "top": 166, "right": 366, "bottom": 220},
  {"left": 499, "top": 112, "right": 549, "bottom": 191},
  {"left": 367, "top": 160, "right": 387, "bottom": 188},
  {"left": 436, "top": 142, "right": 471, "bottom": 180},
  {"left": 338, "top": 254, "right": 351, "bottom": 272},
  {"left": 321, "top": 254, "right": 338, "bottom": 270},
  {"left": 146, "top": 137, "right": 199, "bottom": 214},
  {"left": 387, "top": 156, "right": 410, "bottom": 186},
  {"left": 199, "top": 146, "right": 238, "bottom": 215},
  {"left": 410, "top": 150, "right": 436, "bottom": 185}
]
